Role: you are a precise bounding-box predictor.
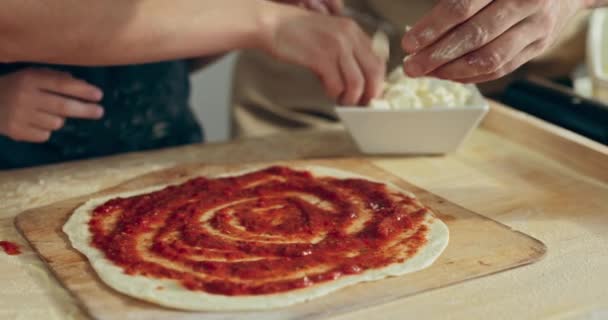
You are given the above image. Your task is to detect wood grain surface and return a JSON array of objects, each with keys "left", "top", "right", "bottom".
[
  {"left": 15, "top": 158, "right": 546, "bottom": 320},
  {"left": 2, "top": 102, "right": 607, "bottom": 320}
]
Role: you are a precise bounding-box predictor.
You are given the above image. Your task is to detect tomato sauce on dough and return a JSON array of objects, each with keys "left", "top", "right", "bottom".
[{"left": 89, "top": 166, "right": 429, "bottom": 296}]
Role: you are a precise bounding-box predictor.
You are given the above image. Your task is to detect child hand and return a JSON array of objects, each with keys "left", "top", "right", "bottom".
[{"left": 0, "top": 68, "right": 104, "bottom": 143}]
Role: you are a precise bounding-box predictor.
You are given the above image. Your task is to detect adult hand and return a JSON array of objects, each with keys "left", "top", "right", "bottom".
[
  {"left": 0, "top": 68, "right": 104, "bottom": 143},
  {"left": 261, "top": 5, "right": 385, "bottom": 105},
  {"left": 401, "top": 0, "right": 589, "bottom": 83}
]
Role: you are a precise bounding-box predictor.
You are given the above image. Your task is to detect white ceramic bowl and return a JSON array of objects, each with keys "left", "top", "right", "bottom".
[{"left": 335, "top": 84, "right": 489, "bottom": 155}]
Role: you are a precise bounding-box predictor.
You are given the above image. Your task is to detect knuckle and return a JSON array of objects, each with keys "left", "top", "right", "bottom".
[
  {"left": 478, "top": 51, "right": 503, "bottom": 73},
  {"left": 466, "top": 22, "right": 489, "bottom": 48},
  {"left": 338, "top": 18, "right": 358, "bottom": 34},
  {"left": 57, "top": 100, "right": 71, "bottom": 115},
  {"left": 448, "top": 0, "right": 474, "bottom": 19},
  {"left": 417, "top": 27, "right": 437, "bottom": 44},
  {"left": 334, "top": 36, "right": 348, "bottom": 52},
  {"left": 322, "top": 34, "right": 342, "bottom": 53},
  {"left": 310, "top": 58, "right": 327, "bottom": 75}
]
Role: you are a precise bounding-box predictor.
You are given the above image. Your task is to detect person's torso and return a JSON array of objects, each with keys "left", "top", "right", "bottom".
[{"left": 0, "top": 61, "right": 203, "bottom": 169}]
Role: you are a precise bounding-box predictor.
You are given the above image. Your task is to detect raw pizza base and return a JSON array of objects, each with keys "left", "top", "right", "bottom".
[{"left": 63, "top": 166, "right": 449, "bottom": 311}]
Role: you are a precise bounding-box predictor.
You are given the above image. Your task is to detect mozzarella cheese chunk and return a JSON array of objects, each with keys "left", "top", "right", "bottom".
[{"left": 370, "top": 67, "right": 473, "bottom": 110}]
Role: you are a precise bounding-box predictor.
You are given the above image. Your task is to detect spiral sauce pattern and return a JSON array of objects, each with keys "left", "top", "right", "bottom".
[{"left": 89, "top": 166, "right": 430, "bottom": 296}]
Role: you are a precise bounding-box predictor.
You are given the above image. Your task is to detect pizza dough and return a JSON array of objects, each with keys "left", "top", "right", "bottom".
[{"left": 63, "top": 166, "right": 449, "bottom": 311}]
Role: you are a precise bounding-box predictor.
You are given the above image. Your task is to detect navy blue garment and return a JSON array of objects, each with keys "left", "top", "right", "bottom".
[{"left": 0, "top": 61, "right": 203, "bottom": 169}]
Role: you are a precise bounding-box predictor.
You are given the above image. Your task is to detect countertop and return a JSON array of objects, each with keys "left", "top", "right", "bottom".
[{"left": 0, "top": 124, "right": 607, "bottom": 320}]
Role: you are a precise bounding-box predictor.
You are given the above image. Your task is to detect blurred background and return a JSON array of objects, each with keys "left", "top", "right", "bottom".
[{"left": 190, "top": 54, "right": 236, "bottom": 142}]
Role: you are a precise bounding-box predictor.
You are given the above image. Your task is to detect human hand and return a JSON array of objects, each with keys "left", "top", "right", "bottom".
[
  {"left": 401, "top": 0, "right": 588, "bottom": 83},
  {"left": 261, "top": 5, "right": 385, "bottom": 105},
  {"left": 0, "top": 68, "right": 104, "bottom": 143}
]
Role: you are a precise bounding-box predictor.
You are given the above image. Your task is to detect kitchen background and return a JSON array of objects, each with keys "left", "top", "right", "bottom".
[{"left": 190, "top": 54, "right": 237, "bottom": 142}]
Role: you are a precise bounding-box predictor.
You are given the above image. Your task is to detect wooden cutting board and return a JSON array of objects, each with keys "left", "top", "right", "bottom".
[{"left": 15, "top": 158, "right": 546, "bottom": 320}]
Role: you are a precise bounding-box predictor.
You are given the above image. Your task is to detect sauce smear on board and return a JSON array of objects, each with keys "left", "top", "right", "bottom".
[
  {"left": 89, "top": 166, "right": 430, "bottom": 296},
  {"left": 0, "top": 241, "right": 21, "bottom": 256}
]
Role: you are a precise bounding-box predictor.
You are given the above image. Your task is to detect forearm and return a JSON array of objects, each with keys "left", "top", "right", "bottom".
[{"left": 0, "top": 0, "right": 277, "bottom": 65}]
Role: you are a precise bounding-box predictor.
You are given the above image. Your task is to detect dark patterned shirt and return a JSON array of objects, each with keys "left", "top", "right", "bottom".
[{"left": 0, "top": 61, "right": 203, "bottom": 169}]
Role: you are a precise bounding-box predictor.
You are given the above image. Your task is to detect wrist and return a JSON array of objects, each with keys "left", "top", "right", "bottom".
[
  {"left": 252, "top": 1, "right": 278, "bottom": 52},
  {"left": 251, "top": 1, "right": 307, "bottom": 53}
]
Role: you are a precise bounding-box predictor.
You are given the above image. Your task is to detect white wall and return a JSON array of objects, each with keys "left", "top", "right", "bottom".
[{"left": 189, "top": 54, "right": 237, "bottom": 142}]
